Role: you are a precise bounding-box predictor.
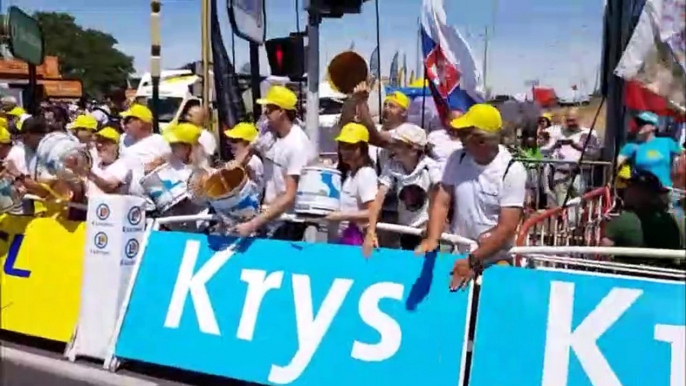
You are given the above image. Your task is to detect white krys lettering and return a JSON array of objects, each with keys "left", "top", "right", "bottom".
[
  {"left": 236, "top": 269, "right": 284, "bottom": 341},
  {"left": 541, "top": 281, "right": 642, "bottom": 386},
  {"left": 655, "top": 324, "right": 686, "bottom": 386},
  {"left": 351, "top": 282, "right": 404, "bottom": 362},
  {"left": 164, "top": 240, "right": 237, "bottom": 335},
  {"left": 268, "top": 275, "right": 354, "bottom": 385}
]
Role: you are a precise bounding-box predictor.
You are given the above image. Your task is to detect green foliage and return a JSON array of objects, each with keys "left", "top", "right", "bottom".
[{"left": 33, "top": 11, "right": 134, "bottom": 98}]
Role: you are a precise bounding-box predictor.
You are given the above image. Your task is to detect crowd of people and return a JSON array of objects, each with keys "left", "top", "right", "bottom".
[{"left": 0, "top": 83, "right": 684, "bottom": 280}]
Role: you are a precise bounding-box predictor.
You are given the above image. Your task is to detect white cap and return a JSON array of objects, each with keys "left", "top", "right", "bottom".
[{"left": 392, "top": 123, "right": 427, "bottom": 147}]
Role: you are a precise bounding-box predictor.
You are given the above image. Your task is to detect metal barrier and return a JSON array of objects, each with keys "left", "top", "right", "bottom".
[
  {"left": 514, "top": 158, "right": 612, "bottom": 211},
  {"left": 510, "top": 246, "right": 685, "bottom": 280},
  {"left": 515, "top": 186, "right": 613, "bottom": 265}
]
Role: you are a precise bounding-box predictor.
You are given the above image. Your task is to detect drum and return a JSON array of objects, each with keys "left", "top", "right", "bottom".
[
  {"left": 0, "top": 176, "right": 23, "bottom": 213},
  {"left": 294, "top": 166, "right": 341, "bottom": 216},
  {"left": 35, "top": 132, "right": 91, "bottom": 180},
  {"left": 202, "top": 166, "right": 260, "bottom": 220},
  {"left": 140, "top": 163, "right": 189, "bottom": 213}
]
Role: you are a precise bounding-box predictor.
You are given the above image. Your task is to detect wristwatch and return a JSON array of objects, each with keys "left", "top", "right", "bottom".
[{"left": 468, "top": 253, "right": 484, "bottom": 276}]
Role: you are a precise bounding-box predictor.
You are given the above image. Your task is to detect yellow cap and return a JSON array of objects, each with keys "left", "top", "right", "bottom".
[
  {"left": 95, "top": 127, "right": 121, "bottom": 143},
  {"left": 0, "top": 126, "right": 11, "bottom": 144},
  {"left": 224, "top": 122, "right": 258, "bottom": 142},
  {"left": 121, "top": 104, "right": 153, "bottom": 124},
  {"left": 71, "top": 114, "right": 99, "bottom": 131},
  {"left": 6, "top": 106, "right": 26, "bottom": 117},
  {"left": 256, "top": 86, "right": 297, "bottom": 110},
  {"left": 541, "top": 112, "right": 553, "bottom": 121},
  {"left": 0, "top": 116, "right": 7, "bottom": 128},
  {"left": 450, "top": 103, "right": 503, "bottom": 132},
  {"left": 335, "top": 122, "right": 369, "bottom": 144},
  {"left": 163, "top": 122, "right": 201, "bottom": 145},
  {"left": 384, "top": 91, "right": 410, "bottom": 110}
]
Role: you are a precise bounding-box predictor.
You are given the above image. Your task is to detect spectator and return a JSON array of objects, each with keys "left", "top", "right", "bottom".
[
  {"left": 617, "top": 111, "right": 684, "bottom": 189},
  {"left": 364, "top": 123, "right": 442, "bottom": 253},
  {"left": 416, "top": 104, "right": 527, "bottom": 290},
  {"left": 223, "top": 122, "right": 264, "bottom": 193},
  {"left": 603, "top": 170, "right": 684, "bottom": 267},
  {"left": 545, "top": 108, "right": 600, "bottom": 205}
]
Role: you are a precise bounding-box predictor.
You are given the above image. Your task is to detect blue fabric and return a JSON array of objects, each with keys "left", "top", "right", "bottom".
[{"left": 619, "top": 137, "right": 682, "bottom": 187}]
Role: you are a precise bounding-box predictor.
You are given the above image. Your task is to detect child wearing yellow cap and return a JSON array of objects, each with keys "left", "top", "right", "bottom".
[{"left": 224, "top": 122, "right": 264, "bottom": 191}]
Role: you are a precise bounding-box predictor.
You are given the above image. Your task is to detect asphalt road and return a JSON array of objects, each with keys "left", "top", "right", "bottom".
[{"left": 1, "top": 361, "right": 99, "bottom": 386}]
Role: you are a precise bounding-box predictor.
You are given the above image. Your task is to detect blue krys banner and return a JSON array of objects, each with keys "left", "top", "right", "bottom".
[
  {"left": 114, "top": 231, "right": 471, "bottom": 385},
  {"left": 469, "top": 267, "right": 685, "bottom": 386}
]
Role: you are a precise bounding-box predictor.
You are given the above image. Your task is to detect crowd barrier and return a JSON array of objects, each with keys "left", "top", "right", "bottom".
[{"left": 0, "top": 195, "right": 683, "bottom": 386}]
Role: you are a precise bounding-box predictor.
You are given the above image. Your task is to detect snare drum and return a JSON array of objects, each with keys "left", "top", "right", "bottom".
[
  {"left": 203, "top": 166, "right": 260, "bottom": 220},
  {"left": 295, "top": 166, "right": 341, "bottom": 216},
  {"left": 0, "top": 176, "right": 23, "bottom": 213},
  {"left": 140, "top": 163, "right": 189, "bottom": 213}
]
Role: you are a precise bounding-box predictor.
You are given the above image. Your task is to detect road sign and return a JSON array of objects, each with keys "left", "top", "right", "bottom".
[{"left": 7, "top": 6, "right": 44, "bottom": 65}]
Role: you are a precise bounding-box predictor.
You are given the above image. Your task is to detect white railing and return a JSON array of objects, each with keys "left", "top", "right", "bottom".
[{"left": 152, "top": 213, "right": 479, "bottom": 250}]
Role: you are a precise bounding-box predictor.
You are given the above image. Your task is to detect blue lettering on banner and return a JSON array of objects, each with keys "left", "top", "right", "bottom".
[
  {"left": 469, "top": 267, "right": 685, "bottom": 386},
  {"left": 114, "top": 231, "right": 470, "bottom": 385},
  {"left": 3, "top": 234, "right": 31, "bottom": 278}
]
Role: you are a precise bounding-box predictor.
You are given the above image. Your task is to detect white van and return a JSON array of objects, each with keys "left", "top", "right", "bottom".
[{"left": 134, "top": 70, "right": 203, "bottom": 131}]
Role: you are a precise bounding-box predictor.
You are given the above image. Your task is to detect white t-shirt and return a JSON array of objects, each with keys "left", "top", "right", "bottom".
[
  {"left": 198, "top": 130, "right": 217, "bottom": 157},
  {"left": 441, "top": 146, "right": 527, "bottom": 258},
  {"left": 379, "top": 156, "right": 441, "bottom": 227},
  {"left": 544, "top": 126, "right": 600, "bottom": 166},
  {"left": 428, "top": 129, "right": 463, "bottom": 164},
  {"left": 247, "top": 154, "right": 265, "bottom": 193},
  {"left": 5, "top": 142, "right": 31, "bottom": 176},
  {"left": 120, "top": 134, "right": 172, "bottom": 197},
  {"left": 328, "top": 166, "right": 378, "bottom": 240},
  {"left": 262, "top": 124, "right": 314, "bottom": 204},
  {"left": 87, "top": 159, "right": 132, "bottom": 196}
]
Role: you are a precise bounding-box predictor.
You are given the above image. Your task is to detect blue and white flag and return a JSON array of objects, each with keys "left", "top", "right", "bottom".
[
  {"left": 421, "top": 0, "right": 484, "bottom": 117},
  {"left": 369, "top": 46, "right": 380, "bottom": 81}
]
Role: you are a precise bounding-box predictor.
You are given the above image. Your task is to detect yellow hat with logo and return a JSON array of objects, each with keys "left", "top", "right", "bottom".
[
  {"left": 95, "top": 127, "right": 121, "bottom": 143},
  {"left": 163, "top": 122, "right": 201, "bottom": 145},
  {"left": 6, "top": 106, "right": 26, "bottom": 117},
  {"left": 384, "top": 91, "right": 410, "bottom": 110},
  {"left": 450, "top": 103, "right": 502, "bottom": 132},
  {"left": 121, "top": 104, "right": 153, "bottom": 124},
  {"left": 224, "top": 122, "right": 258, "bottom": 142},
  {"left": 335, "top": 122, "right": 369, "bottom": 144},
  {"left": 71, "top": 114, "right": 99, "bottom": 131},
  {"left": 0, "top": 126, "right": 11, "bottom": 144},
  {"left": 256, "top": 86, "right": 297, "bottom": 110}
]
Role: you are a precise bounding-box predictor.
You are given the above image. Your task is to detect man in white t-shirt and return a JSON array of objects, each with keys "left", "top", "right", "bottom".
[
  {"left": 427, "top": 110, "right": 465, "bottom": 165},
  {"left": 418, "top": 104, "right": 527, "bottom": 291},
  {"left": 119, "top": 104, "right": 171, "bottom": 197},
  {"left": 182, "top": 102, "right": 217, "bottom": 158},
  {"left": 545, "top": 108, "right": 600, "bottom": 206},
  {"left": 233, "top": 85, "right": 314, "bottom": 239}
]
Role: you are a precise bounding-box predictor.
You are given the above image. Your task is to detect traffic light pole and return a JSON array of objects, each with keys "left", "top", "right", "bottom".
[{"left": 305, "top": 10, "right": 321, "bottom": 156}]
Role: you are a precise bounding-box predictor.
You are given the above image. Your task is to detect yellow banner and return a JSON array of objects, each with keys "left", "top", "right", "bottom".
[{"left": 0, "top": 214, "right": 86, "bottom": 342}]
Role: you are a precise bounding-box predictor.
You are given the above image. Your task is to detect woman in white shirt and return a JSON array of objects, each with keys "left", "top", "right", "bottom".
[
  {"left": 364, "top": 123, "right": 441, "bottom": 254},
  {"left": 326, "top": 123, "right": 378, "bottom": 245},
  {"left": 68, "top": 114, "right": 100, "bottom": 164},
  {"left": 223, "top": 122, "right": 264, "bottom": 193},
  {"left": 76, "top": 127, "right": 131, "bottom": 196}
]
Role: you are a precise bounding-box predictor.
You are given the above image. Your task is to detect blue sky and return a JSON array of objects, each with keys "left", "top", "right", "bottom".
[{"left": 6, "top": 0, "right": 605, "bottom": 95}]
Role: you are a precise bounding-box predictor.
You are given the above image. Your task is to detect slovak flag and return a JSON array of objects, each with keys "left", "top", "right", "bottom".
[{"left": 421, "top": 0, "right": 484, "bottom": 119}]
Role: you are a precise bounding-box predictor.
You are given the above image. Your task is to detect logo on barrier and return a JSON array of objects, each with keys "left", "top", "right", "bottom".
[
  {"left": 125, "top": 239, "right": 140, "bottom": 259},
  {"left": 96, "top": 204, "right": 110, "bottom": 220},
  {"left": 128, "top": 206, "right": 142, "bottom": 226},
  {"left": 94, "top": 232, "right": 108, "bottom": 249}
]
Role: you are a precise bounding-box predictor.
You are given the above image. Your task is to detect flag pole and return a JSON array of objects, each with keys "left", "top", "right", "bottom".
[{"left": 375, "top": 0, "right": 382, "bottom": 124}]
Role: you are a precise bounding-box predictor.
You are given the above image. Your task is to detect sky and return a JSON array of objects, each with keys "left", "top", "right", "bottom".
[{"left": 5, "top": 0, "right": 605, "bottom": 95}]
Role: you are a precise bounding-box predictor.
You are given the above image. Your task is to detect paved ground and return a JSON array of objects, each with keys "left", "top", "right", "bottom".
[{"left": 0, "top": 334, "right": 261, "bottom": 386}]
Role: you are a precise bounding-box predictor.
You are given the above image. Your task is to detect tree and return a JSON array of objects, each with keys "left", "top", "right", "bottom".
[{"left": 33, "top": 12, "right": 134, "bottom": 98}]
